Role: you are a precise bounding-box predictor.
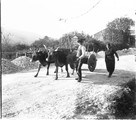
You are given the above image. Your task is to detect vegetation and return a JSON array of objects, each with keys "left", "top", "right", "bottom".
[
  {"left": 58, "top": 31, "right": 86, "bottom": 50},
  {"left": 1, "top": 32, "right": 30, "bottom": 59},
  {"left": 103, "top": 17, "right": 135, "bottom": 49},
  {"left": 1, "top": 17, "right": 135, "bottom": 60},
  {"left": 109, "top": 78, "right": 135, "bottom": 119},
  {"left": 30, "top": 36, "right": 59, "bottom": 49},
  {"left": 85, "top": 38, "right": 106, "bottom": 52},
  {"left": 58, "top": 31, "right": 105, "bottom": 52}
]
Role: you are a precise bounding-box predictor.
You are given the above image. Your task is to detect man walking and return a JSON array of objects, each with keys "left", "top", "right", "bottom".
[{"left": 75, "top": 37, "right": 87, "bottom": 82}]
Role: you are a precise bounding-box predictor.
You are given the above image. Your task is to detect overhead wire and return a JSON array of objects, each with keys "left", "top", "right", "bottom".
[{"left": 59, "top": 0, "right": 102, "bottom": 22}]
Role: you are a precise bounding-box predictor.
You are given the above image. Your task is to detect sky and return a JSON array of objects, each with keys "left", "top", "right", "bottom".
[{"left": 1, "top": 0, "right": 136, "bottom": 39}]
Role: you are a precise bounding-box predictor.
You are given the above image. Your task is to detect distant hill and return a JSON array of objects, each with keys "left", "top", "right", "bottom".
[{"left": 1, "top": 27, "right": 42, "bottom": 45}]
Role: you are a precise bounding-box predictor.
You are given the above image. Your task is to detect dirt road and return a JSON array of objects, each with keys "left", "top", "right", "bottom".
[{"left": 2, "top": 55, "right": 136, "bottom": 119}]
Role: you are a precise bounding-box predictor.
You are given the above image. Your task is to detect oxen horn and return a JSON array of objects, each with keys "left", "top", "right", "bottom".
[
  {"left": 38, "top": 49, "right": 40, "bottom": 52},
  {"left": 55, "top": 47, "right": 59, "bottom": 51},
  {"left": 43, "top": 44, "right": 47, "bottom": 50},
  {"left": 32, "top": 50, "right": 36, "bottom": 56}
]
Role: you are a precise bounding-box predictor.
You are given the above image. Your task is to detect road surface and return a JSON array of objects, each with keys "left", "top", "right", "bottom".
[{"left": 2, "top": 55, "right": 136, "bottom": 119}]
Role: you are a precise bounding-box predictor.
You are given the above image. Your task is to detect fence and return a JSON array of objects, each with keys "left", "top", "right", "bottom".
[{"left": 2, "top": 51, "right": 33, "bottom": 60}]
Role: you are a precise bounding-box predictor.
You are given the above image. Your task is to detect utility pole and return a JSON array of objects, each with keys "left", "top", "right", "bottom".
[{"left": 0, "top": 31, "right": 2, "bottom": 119}]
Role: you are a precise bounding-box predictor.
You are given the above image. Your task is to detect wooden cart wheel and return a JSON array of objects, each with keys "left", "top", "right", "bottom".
[{"left": 87, "top": 53, "right": 97, "bottom": 72}]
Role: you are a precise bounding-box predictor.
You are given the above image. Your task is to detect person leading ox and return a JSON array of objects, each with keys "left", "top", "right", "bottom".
[{"left": 75, "top": 37, "right": 87, "bottom": 82}]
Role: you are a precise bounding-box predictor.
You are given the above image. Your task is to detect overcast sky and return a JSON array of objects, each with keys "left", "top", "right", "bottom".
[{"left": 1, "top": 0, "right": 136, "bottom": 39}]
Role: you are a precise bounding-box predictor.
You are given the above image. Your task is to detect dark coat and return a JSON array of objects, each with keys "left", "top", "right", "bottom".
[{"left": 105, "top": 48, "right": 119, "bottom": 74}]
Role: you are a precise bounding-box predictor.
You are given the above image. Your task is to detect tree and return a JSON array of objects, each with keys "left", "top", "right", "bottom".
[
  {"left": 1, "top": 32, "right": 16, "bottom": 59},
  {"left": 14, "top": 43, "right": 30, "bottom": 51},
  {"left": 85, "top": 37, "right": 106, "bottom": 52},
  {"left": 31, "top": 36, "right": 59, "bottom": 49},
  {"left": 1, "top": 32, "right": 15, "bottom": 52},
  {"left": 58, "top": 31, "right": 87, "bottom": 50},
  {"left": 104, "top": 17, "right": 135, "bottom": 48},
  {"left": 1, "top": 32, "right": 12, "bottom": 51},
  {"left": 59, "top": 33, "right": 74, "bottom": 49}
]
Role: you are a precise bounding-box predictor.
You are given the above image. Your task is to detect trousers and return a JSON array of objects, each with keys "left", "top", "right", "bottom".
[{"left": 76, "top": 56, "right": 88, "bottom": 81}]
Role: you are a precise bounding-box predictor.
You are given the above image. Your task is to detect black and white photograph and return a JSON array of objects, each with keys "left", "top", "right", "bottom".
[{"left": 1, "top": 0, "right": 136, "bottom": 119}]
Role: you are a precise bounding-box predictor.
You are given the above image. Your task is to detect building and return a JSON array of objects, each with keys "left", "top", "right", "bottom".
[
  {"left": 93, "top": 25, "right": 135, "bottom": 46},
  {"left": 129, "top": 25, "right": 135, "bottom": 46},
  {"left": 92, "top": 29, "right": 106, "bottom": 41}
]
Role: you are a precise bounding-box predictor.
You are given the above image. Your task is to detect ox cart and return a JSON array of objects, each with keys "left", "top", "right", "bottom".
[{"left": 84, "top": 52, "right": 97, "bottom": 72}]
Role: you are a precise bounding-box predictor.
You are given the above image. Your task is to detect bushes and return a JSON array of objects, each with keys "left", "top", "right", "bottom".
[
  {"left": 2, "top": 52, "right": 16, "bottom": 60},
  {"left": 2, "top": 43, "right": 30, "bottom": 60},
  {"left": 86, "top": 39, "right": 106, "bottom": 52},
  {"left": 112, "top": 43, "right": 129, "bottom": 51},
  {"left": 109, "top": 78, "right": 136, "bottom": 119}
]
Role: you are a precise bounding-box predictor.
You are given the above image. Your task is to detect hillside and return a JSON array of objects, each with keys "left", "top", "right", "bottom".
[{"left": 1, "top": 27, "right": 42, "bottom": 45}]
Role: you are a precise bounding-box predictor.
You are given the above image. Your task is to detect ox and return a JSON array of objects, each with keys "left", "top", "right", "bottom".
[
  {"left": 31, "top": 50, "right": 52, "bottom": 77},
  {"left": 31, "top": 47, "right": 63, "bottom": 77},
  {"left": 47, "top": 48, "right": 77, "bottom": 80}
]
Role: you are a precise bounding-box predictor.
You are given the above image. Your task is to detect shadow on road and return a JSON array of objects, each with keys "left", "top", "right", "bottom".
[{"left": 81, "top": 68, "right": 135, "bottom": 86}]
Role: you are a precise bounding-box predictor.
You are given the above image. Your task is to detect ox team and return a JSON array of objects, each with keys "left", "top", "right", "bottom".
[{"left": 31, "top": 36, "right": 119, "bottom": 82}]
